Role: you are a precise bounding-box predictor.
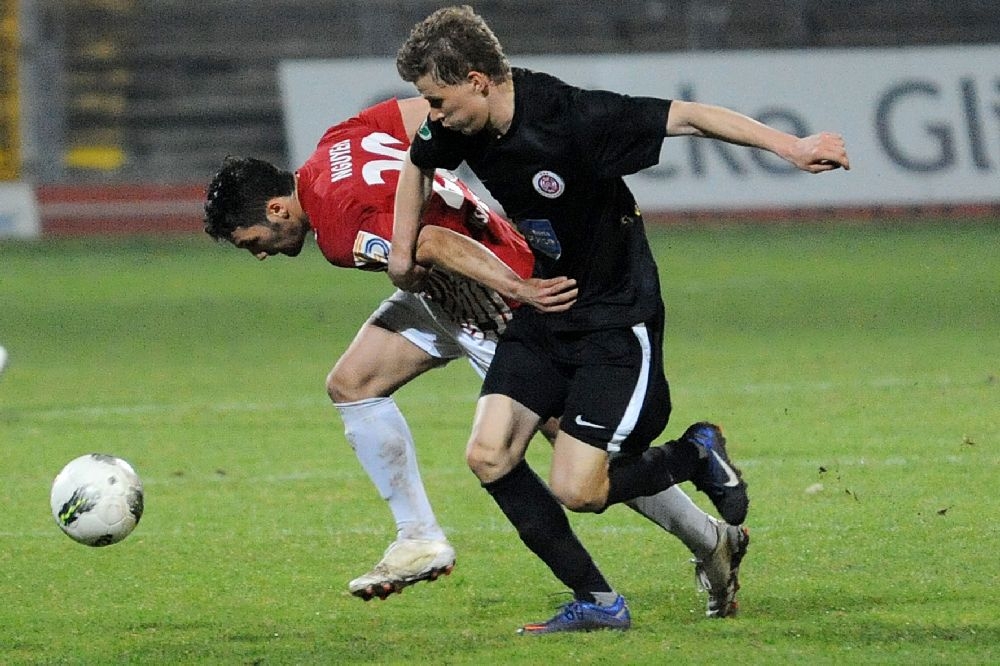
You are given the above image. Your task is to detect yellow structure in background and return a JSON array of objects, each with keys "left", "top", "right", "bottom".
[
  {"left": 64, "top": 0, "right": 133, "bottom": 173},
  {"left": 0, "top": 0, "right": 19, "bottom": 180}
]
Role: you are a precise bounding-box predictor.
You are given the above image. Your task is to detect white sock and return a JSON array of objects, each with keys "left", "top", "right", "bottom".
[
  {"left": 334, "top": 397, "right": 446, "bottom": 542},
  {"left": 626, "top": 485, "right": 719, "bottom": 557},
  {"left": 591, "top": 591, "right": 621, "bottom": 607}
]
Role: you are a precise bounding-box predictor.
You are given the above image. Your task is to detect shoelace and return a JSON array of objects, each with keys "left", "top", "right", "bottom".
[{"left": 692, "top": 557, "right": 714, "bottom": 592}]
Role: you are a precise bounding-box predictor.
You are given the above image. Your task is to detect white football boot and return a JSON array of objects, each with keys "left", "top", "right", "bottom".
[
  {"left": 349, "top": 538, "right": 456, "bottom": 601},
  {"left": 693, "top": 522, "right": 750, "bottom": 618}
]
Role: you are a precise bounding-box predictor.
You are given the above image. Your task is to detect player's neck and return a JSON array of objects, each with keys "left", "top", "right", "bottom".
[
  {"left": 290, "top": 174, "right": 310, "bottom": 228},
  {"left": 487, "top": 79, "right": 515, "bottom": 138}
]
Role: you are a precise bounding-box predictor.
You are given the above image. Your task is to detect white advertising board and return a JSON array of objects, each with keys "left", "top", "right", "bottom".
[
  {"left": 0, "top": 181, "right": 41, "bottom": 238},
  {"left": 280, "top": 45, "right": 1000, "bottom": 212}
]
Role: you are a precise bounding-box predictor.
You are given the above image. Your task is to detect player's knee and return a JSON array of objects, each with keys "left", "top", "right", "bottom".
[
  {"left": 326, "top": 366, "right": 369, "bottom": 403},
  {"left": 465, "top": 443, "right": 497, "bottom": 481},
  {"left": 550, "top": 479, "right": 604, "bottom": 513},
  {"left": 466, "top": 437, "right": 513, "bottom": 484}
]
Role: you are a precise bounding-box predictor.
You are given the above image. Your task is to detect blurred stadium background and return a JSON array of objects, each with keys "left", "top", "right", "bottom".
[{"left": 1, "top": 0, "right": 999, "bottom": 235}]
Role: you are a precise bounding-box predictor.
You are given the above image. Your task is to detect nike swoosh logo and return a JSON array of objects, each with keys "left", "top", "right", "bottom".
[
  {"left": 574, "top": 415, "right": 605, "bottom": 429},
  {"left": 711, "top": 450, "right": 741, "bottom": 487}
]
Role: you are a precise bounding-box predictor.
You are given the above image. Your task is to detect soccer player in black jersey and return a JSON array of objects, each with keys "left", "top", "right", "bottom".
[{"left": 392, "top": 5, "right": 850, "bottom": 634}]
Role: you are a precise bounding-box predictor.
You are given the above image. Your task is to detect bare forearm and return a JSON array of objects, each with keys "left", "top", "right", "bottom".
[
  {"left": 666, "top": 100, "right": 850, "bottom": 172},
  {"left": 414, "top": 226, "right": 578, "bottom": 313},
  {"left": 667, "top": 100, "right": 793, "bottom": 155},
  {"left": 390, "top": 153, "right": 434, "bottom": 288},
  {"left": 414, "top": 226, "right": 522, "bottom": 299}
]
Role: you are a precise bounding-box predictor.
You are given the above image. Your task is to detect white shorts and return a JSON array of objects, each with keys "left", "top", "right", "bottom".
[{"left": 369, "top": 290, "right": 497, "bottom": 378}]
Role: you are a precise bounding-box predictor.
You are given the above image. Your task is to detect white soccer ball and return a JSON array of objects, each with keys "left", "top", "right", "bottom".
[
  {"left": 0, "top": 344, "right": 8, "bottom": 375},
  {"left": 50, "top": 454, "right": 144, "bottom": 547}
]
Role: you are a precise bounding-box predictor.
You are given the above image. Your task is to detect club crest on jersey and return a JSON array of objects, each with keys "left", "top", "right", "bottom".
[
  {"left": 532, "top": 170, "right": 565, "bottom": 199},
  {"left": 417, "top": 120, "right": 432, "bottom": 141}
]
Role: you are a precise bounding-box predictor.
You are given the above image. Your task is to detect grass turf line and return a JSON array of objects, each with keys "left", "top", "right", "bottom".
[{"left": 1, "top": 221, "right": 997, "bottom": 664}]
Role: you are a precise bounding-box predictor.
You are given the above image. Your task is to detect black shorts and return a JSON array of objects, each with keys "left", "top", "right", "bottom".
[{"left": 481, "top": 310, "right": 671, "bottom": 455}]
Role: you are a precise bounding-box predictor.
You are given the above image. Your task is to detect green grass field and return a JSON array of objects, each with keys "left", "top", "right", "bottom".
[{"left": 2, "top": 221, "right": 998, "bottom": 664}]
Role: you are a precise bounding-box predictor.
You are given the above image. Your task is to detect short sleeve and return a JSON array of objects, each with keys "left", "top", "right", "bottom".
[
  {"left": 409, "top": 117, "right": 467, "bottom": 171},
  {"left": 570, "top": 89, "right": 670, "bottom": 179}
]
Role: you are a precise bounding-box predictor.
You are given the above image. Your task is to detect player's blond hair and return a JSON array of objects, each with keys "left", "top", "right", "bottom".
[{"left": 396, "top": 5, "right": 510, "bottom": 85}]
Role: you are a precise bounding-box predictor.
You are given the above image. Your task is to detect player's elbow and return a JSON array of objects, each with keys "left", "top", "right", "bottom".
[{"left": 413, "top": 225, "right": 444, "bottom": 266}]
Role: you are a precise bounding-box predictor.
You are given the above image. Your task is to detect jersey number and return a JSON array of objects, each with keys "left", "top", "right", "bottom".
[{"left": 360, "top": 132, "right": 469, "bottom": 211}]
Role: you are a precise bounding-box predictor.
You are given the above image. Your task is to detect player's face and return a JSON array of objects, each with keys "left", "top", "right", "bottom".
[
  {"left": 230, "top": 220, "right": 306, "bottom": 260},
  {"left": 415, "top": 73, "right": 489, "bottom": 135}
]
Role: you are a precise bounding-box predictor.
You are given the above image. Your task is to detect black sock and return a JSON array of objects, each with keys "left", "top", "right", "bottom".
[
  {"left": 605, "top": 439, "right": 700, "bottom": 506},
  {"left": 483, "top": 460, "right": 610, "bottom": 601}
]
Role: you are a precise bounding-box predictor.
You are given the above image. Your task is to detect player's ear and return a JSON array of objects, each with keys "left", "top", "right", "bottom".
[
  {"left": 265, "top": 196, "right": 289, "bottom": 220},
  {"left": 468, "top": 71, "right": 489, "bottom": 93}
]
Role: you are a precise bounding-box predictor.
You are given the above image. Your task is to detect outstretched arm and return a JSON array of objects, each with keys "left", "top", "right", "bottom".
[
  {"left": 389, "top": 151, "right": 435, "bottom": 291},
  {"left": 414, "top": 225, "right": 578, "bottom": 313},
  {"left": 665, "top": 100, "right": 850, "bottom": 173}
]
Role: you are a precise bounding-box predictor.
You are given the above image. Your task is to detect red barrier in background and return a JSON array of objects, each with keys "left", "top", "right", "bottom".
[
  {"left": 33, "top": 184, "right": 999, "bottom": 236},
  {"left": 645, "top": 202, "right": 1000, "bottom": 226},
  {"left": 36, "top": 184, "right": 205, "bottom": 236}
]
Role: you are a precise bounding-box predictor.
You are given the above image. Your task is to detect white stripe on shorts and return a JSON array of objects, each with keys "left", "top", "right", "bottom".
[{"left": 607, "top": 322, "right": 652, "bottom": 453}]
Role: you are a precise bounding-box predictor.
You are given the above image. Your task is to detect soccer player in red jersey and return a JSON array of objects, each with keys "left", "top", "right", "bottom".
[{"left": 205, "top": 96, "right": 743, "bottom": 610}]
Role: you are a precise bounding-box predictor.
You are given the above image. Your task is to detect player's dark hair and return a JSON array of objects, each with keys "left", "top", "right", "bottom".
[
  {"left": 396, "top": 4, "right": 510, "bottom": 85},
  {"left": 203, "top": 156, "right": 294, "bottom": 241}
]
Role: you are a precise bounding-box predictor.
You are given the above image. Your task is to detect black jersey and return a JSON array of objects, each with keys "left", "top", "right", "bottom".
[{"left": 410, "top": 68, "right": 672, "bottom": 331}]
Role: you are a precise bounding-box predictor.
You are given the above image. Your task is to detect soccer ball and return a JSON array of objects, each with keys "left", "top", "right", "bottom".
[{"left": 50, "top": 454, "right": 144, "bottom": 547}]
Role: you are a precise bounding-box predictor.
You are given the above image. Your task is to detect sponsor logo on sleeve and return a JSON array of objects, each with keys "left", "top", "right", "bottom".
[
  {"left": 352, "top": 231, "right": 391, "bottom": 269},
  {"left": 515, "top": 219, "right": 562, "bottom": 260}
]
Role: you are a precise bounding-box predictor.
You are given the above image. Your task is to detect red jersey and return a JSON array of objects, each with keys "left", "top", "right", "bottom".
[{"left": 296, "top": 99, "right": 533, "bottom": 332}]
